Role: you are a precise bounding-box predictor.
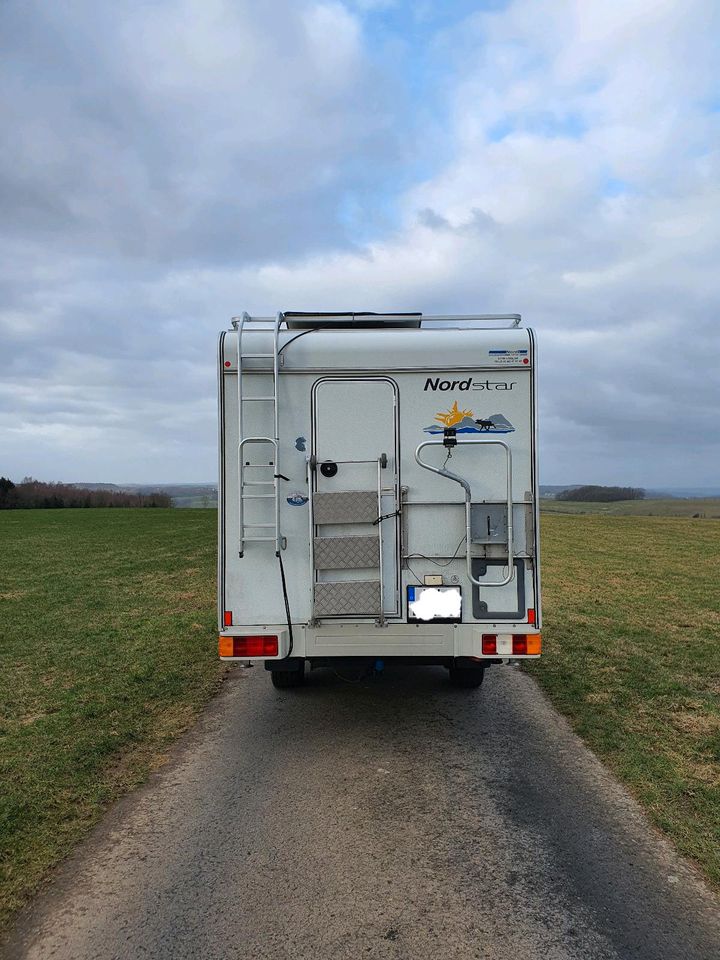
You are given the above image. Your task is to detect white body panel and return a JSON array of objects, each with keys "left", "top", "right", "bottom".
[{"left": 218, "top": 317, "right": 541, "bottom": 661}]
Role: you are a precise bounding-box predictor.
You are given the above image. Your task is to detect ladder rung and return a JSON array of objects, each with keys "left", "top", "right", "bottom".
[
  {"left": 243, "top": 522, "right": 276, "bottom": 528},
  {"left": 242, "top": 536, "right": 277, "bottom": 542},
  {"left": 241, "top": 494, "right": 275, "bottom": 500},
  {"left": 243, "top": 353, "right": 274, "bottom": 358},
  {"left": 243, "top": 463, "right": 274, "bottom": 469},
  {"left": 243, "top": 480, "right": 274, "bottom": 487},
  {"left": 242, "top": 397, "right": 274, "bottom": 402}
]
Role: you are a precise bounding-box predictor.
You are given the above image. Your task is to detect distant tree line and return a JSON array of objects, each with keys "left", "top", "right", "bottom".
[
  {"left": 0, "top": 477, "right": 171, "bottom": 509},
  {"left": 555, "top": 485, "right": 646, "bottom": 502}
]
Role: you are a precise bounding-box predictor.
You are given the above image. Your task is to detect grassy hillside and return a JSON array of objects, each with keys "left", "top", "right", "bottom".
[
  {"left": 0, "top": 509, "right": 223, "bottom": 928},
  {"left": 530, "top": 514, "right": 720, "bottom": 887}
]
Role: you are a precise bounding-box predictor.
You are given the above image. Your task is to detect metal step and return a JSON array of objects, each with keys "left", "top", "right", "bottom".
[
  {"left": 313, "top": 490, "right": 378, "bottom": 525},
  {"left": 313, "top": 580, "right": 381, "bottom": 617},
  {"left": 314, "top": 535, "right": 379, "bottom": 570}
]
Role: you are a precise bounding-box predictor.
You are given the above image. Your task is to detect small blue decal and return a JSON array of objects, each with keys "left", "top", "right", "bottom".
[
  {"left": 287, "top": 493, "right": 309, "bottom": 506},
  {"left": 295, "top": 436, "right": 307, "bottom": 451}
]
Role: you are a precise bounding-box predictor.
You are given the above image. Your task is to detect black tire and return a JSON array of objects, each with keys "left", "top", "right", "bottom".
[
  {"left": 448, "top": 666, "right": 485, "bottom": 689},
  {"left": 270, "top": 667, "right": 305, "bottom": 689}
]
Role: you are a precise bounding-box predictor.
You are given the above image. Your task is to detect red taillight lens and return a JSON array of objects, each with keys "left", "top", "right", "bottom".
[
  {"left": 223, "top": 611, "right": 233, "bottom": 626},
  {"left": 482, "top": 634, "right": 497, "bottom": 655},
  {"left": 512, "top": 635, "right": 528, "bottom": 655},
  {"left": 218, "top": 635, "right": 279, "bottom": 657},
  {"left": 527, "top": 608, "right": 536, "bottom": 625}
]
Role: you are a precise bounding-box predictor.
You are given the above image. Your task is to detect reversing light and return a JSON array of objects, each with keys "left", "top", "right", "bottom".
[
  {"left": 482, "top": 634, "right": 497, "bottom": 655},
  {"left": 218, "top": 635, "right": 279, "bottom": 658}
]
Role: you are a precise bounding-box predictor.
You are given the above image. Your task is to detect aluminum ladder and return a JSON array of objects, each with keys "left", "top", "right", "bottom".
[{"left": 232, "top": 311, "right": 285, "bottom": 558}]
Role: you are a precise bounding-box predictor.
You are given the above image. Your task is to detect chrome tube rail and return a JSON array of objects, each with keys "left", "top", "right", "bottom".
[
  {"left": 414, "top": 439, "right": 514, "bottom": 587},
  {"left": 234, "top": 312, "right": 522, "bottom": 329},
  {"left": 376, "top": 455, "right": 385, "bottom": 626}
]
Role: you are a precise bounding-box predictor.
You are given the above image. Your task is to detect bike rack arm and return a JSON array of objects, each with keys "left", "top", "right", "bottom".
[{"left": 414, "top": 439, "right": 514, "bottom": 587}]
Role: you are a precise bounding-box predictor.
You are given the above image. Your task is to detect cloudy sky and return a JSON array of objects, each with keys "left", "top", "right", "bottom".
[{"left": 1, "top": 0, "right": 719, "bottom": 486}]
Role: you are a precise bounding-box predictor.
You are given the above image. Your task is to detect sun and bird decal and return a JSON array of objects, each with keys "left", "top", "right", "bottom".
[{"left": 424, "top": 400, "right": 514, "bottom": 435}]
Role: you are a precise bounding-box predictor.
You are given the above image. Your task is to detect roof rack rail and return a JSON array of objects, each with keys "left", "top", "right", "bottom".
[{"left": 232, "top": 312, "right": 522, "bottom": 330}]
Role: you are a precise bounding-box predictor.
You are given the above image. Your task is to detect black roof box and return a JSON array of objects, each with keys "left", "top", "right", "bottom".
[{"left": 283, "top": 311, "right": 422, "bottom": 330}]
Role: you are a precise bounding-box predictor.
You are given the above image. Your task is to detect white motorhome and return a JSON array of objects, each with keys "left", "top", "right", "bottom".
[{"left": 218, "top": 312, "right": 541, "bottom": 689}]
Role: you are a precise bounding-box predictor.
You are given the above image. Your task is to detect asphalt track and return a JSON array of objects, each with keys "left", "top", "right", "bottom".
[{"left": 4, "top": 664, "right": 719, "bottom": 959}]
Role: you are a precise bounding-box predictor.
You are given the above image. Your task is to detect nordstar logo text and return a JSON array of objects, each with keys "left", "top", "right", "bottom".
[{"left": 424, "top": 377, "right": 516, "bottom": 391}]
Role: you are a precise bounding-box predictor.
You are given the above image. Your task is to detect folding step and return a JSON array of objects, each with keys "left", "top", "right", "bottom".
[
  {"left": 312, "top": 490, "right": 377, "bottom": 525},
  {"left": 313, "top": 580, "right": 381, "bottom": 618},
  {"left": 314, "top": 535, "right": 379, "bottom": 570}
]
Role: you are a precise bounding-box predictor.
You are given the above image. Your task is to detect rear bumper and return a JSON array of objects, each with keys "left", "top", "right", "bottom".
[{"left": 218, "top": 622, "right": 542, "bottom": 662}]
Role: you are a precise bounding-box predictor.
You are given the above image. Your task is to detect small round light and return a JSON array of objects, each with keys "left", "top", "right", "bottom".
[
  {"left": 522, "top": 358, "right": 529, "bottom": 364},
  {"left": 224, "top": 361, "right": 231, "bottom": 367}
]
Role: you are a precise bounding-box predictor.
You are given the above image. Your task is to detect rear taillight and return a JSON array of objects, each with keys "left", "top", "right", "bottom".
[
  {"left": 512, "top": 634, "right": 542, "bottom": 655},
  {"left": 223, "top": 611, "right": 233, "bottom": 626},
  {"left": 218, "top": 635, "right": 279, "bottom": 657},
  {"left": 482, "top": 634, "right": 497, "bottom": 655}
]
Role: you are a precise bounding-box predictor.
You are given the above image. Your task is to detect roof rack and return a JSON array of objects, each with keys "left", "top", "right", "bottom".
[{"left": 235, "top": 312, "right": 523, "bottom": 330}]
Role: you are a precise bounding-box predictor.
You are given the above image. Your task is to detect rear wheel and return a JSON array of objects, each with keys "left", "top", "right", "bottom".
[
  {"left": 270, "top": 666, "right": 305, "bottom": 689},
  {"left": 448, "top": 665, "right": 485, "bottom": 689}
]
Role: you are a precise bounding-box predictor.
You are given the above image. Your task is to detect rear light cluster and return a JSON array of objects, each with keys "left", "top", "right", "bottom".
[
  {"left": 482, "top": 634, "right": 542, "bottom": 656},
  {"left": 219, "top": 635, "right": 279, "bottom": 658}
]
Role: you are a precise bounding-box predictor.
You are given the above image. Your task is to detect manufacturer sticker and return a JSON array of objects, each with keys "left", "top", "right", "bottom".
[{"left": 489, "top": 349, "right": 530, "bottom": 366}]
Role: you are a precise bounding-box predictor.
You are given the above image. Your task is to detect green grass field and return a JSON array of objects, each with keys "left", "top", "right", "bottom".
[
  {"left": 541, "top": 497, "right": 720, "bottom": 518},
  {"left": 529, "top": 514, "right": 720, "bottom": 887},
  {"left": 0, "top": 508, "right": 718, "bottom": 930},
  {"left": 0, "top": 509, "right": 223, "bottom": 928}
]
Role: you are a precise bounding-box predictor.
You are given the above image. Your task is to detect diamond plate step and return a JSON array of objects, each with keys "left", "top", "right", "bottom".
[
  {"left": 314, "top": 535, "right": 379, "bottom": 570},
  {"left": 313, "top": 491, "right": 377, "bottom": 525},
  {"left": 313, "top": 580, "right": 381, "bottom": 617}
]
